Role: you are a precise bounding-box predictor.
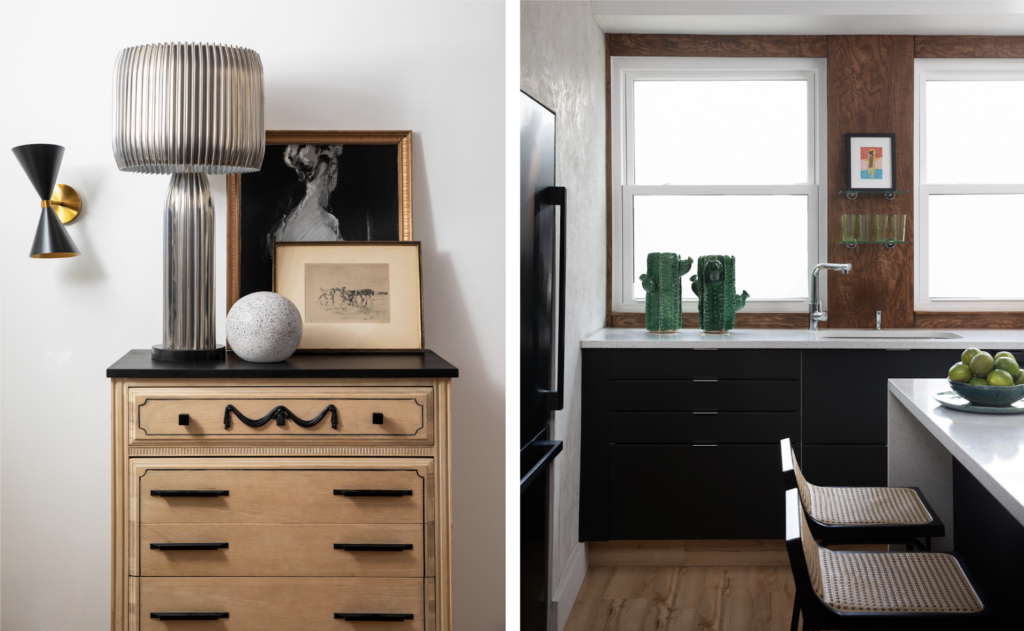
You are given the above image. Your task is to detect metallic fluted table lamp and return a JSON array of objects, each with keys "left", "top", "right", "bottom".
[
  {"left": 12, "top": 144, "right": 82, "bottom": 258},
  {"left": 112, "top": 43, "right": 265, "bottom": 362}
]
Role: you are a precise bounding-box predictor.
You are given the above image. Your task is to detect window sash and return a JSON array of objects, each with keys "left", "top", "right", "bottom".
[
  {"left": 914, "top": 58, "right": 1024, "bottom": 312},
  {"left": 611, "top": 57, "right": 827, "bottom": 314}
]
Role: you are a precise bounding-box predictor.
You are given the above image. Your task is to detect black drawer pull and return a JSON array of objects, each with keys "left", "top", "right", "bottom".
[
  {"left": 334, "top": 543, "right": 413, "bottom": 551},
  {"left": 335, "top": 613, "right": 414, "bottom": 621},
  {"left": 178, "top": 413, "right": 190, "bottom": 426},
  {"left": 694, "top": 444, "right": 718, "bottom": 448},
  {"left": 373, "top": 412, "right": 384, "bottom": 424},
  {"left": 151, "top": 490, "right": 229, "bottom": 497},
  {"left": 150, "top": 612, "right": 229, "bottom": 620},
  {"left": 693, "top": 411, "right": 718, "bottom": 415},
  {"left": 223, "top": 404, "right": 338, "bottom": 430},
  {"left": 150, "top": 542, "right": 228, "bottom": 551},
  {"left": 334, "top": 489, "right": 412, "bottom": 497},
  {"left": 693, "top": 379, "right": 718, "bottom": 382}
]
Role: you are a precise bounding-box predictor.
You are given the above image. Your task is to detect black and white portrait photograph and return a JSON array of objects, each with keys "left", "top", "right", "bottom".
[{"left": 227, "top": 131, "right": 412, "bottom": 309}]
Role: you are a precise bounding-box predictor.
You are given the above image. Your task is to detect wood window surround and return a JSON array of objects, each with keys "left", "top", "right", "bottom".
[{"left": 606, "top": 34, "right": 1024, "bottom": 329}]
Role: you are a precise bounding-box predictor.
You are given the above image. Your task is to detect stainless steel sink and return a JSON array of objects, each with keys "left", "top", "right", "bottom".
[{"left": 815, "top": 330, "right": 965, "bottom": 340}]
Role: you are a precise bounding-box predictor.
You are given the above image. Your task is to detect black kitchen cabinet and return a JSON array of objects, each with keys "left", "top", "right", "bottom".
[
  {"left": 609, "top": 444, "right": 788, "bottom": 539},
  {"left": 802, "top": 350, "right": 952, "bottom": 445},
  {"left": 801, "top": 445, "right": 888, "bottom": 487},
  {"left": 582, "top": 346, "right": 966, "bottom": 541}
]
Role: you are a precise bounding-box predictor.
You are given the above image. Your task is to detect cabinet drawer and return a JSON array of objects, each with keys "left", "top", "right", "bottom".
[
  {"left": 610, "top": 381, "right": 800, "bottom": 412},
  {"left": 609, "top": 349, "right": 800, "bottom": 380},
  {"left": 129, "top": 387, "right": 432, "bottom": 447},
  {"left": 140, "top": 469, "right": 424, "bottom": 524},
  {"left": 140, "top": 523, "right": 424, "bottom": 577},
  {"left": 609, "top": 445, "right": 786, "bottom": 539},
  {"left": 137, "top": 577, "right": 425, "bottom": 630},
  {"left": 610, "top": 412, "right": 800, "bottom": 445}
]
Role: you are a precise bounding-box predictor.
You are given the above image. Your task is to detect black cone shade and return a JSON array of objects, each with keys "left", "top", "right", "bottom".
[
  {"left": 12, "top": 144, "right": 65, "bottom": 200},
  {"left": 30, "top": 206, "right": 80, "bottom": 258}
]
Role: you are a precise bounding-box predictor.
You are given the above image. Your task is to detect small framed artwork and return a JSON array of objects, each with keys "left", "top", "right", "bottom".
[
  {"left": 846, "top": 133, "right": 895, "bottom": 192},
  {"left": 273, "top": 242, "right": 423, "bottom": 352},
  {"left": 227, "top": 130, "right": 413, "bottom": 311}
]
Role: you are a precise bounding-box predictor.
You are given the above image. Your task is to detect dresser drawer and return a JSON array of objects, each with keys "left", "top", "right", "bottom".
[
  {"left": 139, "top": 468, "right": 424, "bottom": 524},
  {"left": 609, "top": 381, "right": 800, "bottom": 412},
  {"left": 140, "top": 523, "right": 424, "bottom": 577},
  {"left": 136, "top": 577, "right": 426, "bottom": 630},
  {"left": 129, "top": 387, "right": 433, "bottom": 447}
]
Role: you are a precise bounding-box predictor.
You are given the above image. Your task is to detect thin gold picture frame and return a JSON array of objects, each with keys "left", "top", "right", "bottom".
[{"left": 227, "top": 130, "right": 413, "bottom": 313}]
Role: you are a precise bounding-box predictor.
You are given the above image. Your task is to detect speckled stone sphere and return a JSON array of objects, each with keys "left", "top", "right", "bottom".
[{"left": 226, "top": 292, "right": 303, "bottom": 363}]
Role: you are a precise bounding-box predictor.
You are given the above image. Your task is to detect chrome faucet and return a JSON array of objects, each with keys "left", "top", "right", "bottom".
[{"left": 809, "top": 263, "right": 852, "bottom": 331}]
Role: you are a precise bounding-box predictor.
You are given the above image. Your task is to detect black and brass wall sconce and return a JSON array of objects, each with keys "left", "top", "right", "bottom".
[{"left": 12, "top": 143, "right": 81, "bottom": 258}]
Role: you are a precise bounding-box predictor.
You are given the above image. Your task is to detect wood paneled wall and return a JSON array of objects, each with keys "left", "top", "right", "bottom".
[
  {"left": 606, "top": 34, "right": 1023, "bottom": 329},
  {"left": 826, "top": 36, "right": 916, "bottom": 329}
]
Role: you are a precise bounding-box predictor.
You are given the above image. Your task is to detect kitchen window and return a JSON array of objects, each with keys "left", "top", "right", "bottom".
[
  {"left": 610, "top": 57, "right": 827, "bottom": 314},
  {"left": 915, "top": 58, "right": 1024, "bottom": 312}
]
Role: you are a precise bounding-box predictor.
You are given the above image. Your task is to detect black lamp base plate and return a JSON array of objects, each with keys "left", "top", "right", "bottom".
[{"left": 152, "top": 345, "right": 226, "bottom": 363}]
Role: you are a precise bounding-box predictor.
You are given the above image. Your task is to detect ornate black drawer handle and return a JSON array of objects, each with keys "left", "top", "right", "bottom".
[
  {"left": 223, "top": 404, "right": 338, "bottom": 430},
  {"left": 334, "top": 543, "right": 413, "bottom": 551},
  {"left": 334, "top": 489, "right": 413, "bottom": 497},
  {"left": 151, "top": 490, "right": 229, "bottom": 497},
  {"left": 150, "top": 542, "right": 228, "bottom": 551},
  {"left": 335, "top": 613, "right": 414, "bottom": 621},
  {"left": 150, "top": 612, "right": 229, "bottom": 620}
]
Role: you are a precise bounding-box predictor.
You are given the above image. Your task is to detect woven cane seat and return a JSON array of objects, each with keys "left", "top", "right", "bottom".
[
  {"left": 792, "top": 448, "right": 932, "bottom": 525},
  {"left": 799, "top": 506, "right": 982, "bottom": 613}
]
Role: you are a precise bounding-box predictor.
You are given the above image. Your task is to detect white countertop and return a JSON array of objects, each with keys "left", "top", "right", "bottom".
[
  {"left": 582, "top": 327, "right": 1024, "bottom": 350},
  {"left": 888, "top": 378, "right": 1024, "bottom": 525}
]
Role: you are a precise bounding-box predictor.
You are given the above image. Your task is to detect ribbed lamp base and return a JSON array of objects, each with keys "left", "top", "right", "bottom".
[{"left": 155, "top": 173, "right": 219, "bottom": 362}]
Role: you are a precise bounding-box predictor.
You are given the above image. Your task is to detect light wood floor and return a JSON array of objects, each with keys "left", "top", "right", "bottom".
[{"left": 563, "top": 565, "right": 798, "bottom": 631}]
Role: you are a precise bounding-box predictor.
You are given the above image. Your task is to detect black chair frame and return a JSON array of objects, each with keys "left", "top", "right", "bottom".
[
  {"left": 784, "top": 488, "right": 992, "bottom": 631},
  {"left": 781, "top": 438, "right": 944, "bottom": 551}
]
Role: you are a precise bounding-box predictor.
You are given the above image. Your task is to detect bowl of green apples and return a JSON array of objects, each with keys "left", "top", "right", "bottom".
[{"left": 948, "top": 348, "right": 1024, "bottom": 407}]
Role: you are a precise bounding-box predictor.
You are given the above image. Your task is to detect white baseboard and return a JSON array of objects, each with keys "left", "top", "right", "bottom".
[{"left": 550, "top": 542, "right": 589, "bottom": 631}]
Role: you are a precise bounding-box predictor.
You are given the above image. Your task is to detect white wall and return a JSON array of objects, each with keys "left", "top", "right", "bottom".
[
  {"left": 521, "top": 2, "right": 607, "bottom": 628},
  {"left": 0, "top": 2, "right": 505, "bottom": 629}
]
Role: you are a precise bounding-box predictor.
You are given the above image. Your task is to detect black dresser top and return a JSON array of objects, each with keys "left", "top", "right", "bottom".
[{"left": 107, "top": 349, "right": 458, "bottom": 379}]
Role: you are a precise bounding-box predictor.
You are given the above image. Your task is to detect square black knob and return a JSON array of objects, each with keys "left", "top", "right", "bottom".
[
  {"left": 178, "top": 414, "right": 190, "bottom": 426},
  {"left": 372, "top": 413, "right": 384, "bottom": 424}
]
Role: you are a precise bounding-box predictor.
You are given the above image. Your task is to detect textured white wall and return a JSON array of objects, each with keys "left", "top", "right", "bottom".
[
  {"left": 0, "top": 2, "right": 504, "bottom": 629},
  {"left": 521, "top": 1, "right": 607, "bottom": 625}
]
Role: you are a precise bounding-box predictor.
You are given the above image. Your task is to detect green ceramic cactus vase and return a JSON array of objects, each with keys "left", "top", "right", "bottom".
[
  {"left": 689, "top": 255, "right": 749, "bottom": 333},
  {"left": 639, "top": 252, "right": 693, "bottom": 333}
]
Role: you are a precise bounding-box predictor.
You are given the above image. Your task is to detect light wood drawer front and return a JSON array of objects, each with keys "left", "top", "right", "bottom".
[
  {"left": 138, "top": 577, "right": 425, "bottom": 631},
  {"left": 130, "top": 387, "right": 432, "bottom": 446},
  {"left": 141, "top": 469, "right": 424, "bottom": 524},
  {"left": 140, "top": 523, "right": 424, "bottom": 577}
]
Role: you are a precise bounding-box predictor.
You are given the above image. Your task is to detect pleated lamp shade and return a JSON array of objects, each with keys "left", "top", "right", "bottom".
[
  {"left": 112, "top": 42, "right": 265, "bottom": 174},
  {"left": 12, "top": 143, "right": 81, "bottom": 258}
]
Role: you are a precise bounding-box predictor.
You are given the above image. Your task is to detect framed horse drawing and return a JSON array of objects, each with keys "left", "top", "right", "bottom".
[
  {"left": 227, "top": 130, "right": 413, "bottom": 313},
  {"left": 273, "top": 241, "right": 423, "bottom": 351}
]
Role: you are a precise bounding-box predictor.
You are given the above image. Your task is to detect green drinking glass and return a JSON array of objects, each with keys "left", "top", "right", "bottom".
[
  {"left": 872, "top": 215, "right": 889, "bottom": 243},
  {"left": 841, "top": 214, "right": 856, "bottom": 245},
  {"left": 891, "top": 214, "right": 907, "bottom": 243},
  {"left": 856, "top": 215, "right": 871, "bottom": 243}
]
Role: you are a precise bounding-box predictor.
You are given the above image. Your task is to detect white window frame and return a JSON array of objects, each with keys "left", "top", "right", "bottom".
[
  {"left": 610, "top": 56, "right": 828, "bottom": 314},
  {"left": 914, "top": 58, "right": 1024, "bottom": 312}
]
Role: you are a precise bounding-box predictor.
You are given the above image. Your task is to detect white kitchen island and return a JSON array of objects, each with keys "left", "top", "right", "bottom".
[{"left": 888, "top": 378, "right": 1024, "bottom": 631}]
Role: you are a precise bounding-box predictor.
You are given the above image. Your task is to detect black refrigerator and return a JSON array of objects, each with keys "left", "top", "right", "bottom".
[{"left": 520, "top": 91, "right": 565, "bottom": 631}]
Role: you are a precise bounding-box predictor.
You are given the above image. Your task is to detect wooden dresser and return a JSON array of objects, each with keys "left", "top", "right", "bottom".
[{"left": 108, "top": 350, "right": 458, "bottom": 631}]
